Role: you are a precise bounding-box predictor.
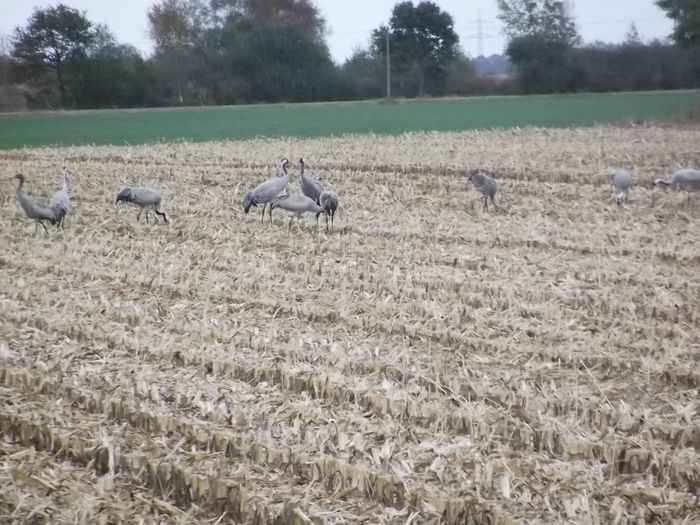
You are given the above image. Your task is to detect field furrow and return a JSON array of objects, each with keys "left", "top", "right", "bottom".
[{"left": 1, "top": 126, "right": 698, "bottom": 524}]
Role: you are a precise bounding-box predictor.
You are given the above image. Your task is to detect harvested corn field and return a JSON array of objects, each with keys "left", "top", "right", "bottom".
[{"left": 1, "top": 125, "right": 699, "bottom": 524}]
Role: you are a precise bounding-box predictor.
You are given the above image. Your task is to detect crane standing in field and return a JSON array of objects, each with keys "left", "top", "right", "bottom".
[
  {"left": 12, "top": 173, "right": 58, "bottom": 234},
  {"left": 270, "top": 193, "right": 325, "bottom": 232},
  {"left": 50, "top": 166, "right": 72, "bottom": 228},
  {"left": 243, "top": 158, "right": 291, "bottom": 223},
  {"left": 318, "top": 190, "right": 339, "bottom": 232},
  {"left": 300, "top": 157, "right": 332, "bottom": 227},
  {"left": 652, "top": 169, "right": 700, "bottom": 203},
  {"left": 116, "top": 186, "right": 169, "bottom": 224},
  {"left": 299, "top": 158, "right": 323, "bottom": 204},
  {"left": 611, "top": 168, "right": 632, "bottom": 205},
  {"left": 467, "top": 169, "right": 498, "bottom": 211}
]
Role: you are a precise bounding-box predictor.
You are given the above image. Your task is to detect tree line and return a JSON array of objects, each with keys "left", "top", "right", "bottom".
[{"left": 0, "top": 0, "right": 698, "bottom": 111}]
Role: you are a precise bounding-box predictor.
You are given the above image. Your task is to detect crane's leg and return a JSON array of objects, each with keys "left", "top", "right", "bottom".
[
  {"left": 261, "top": 203, "right": 267, "bottom": 223},
  {"left": 34, "top": 221, "right": 39, "bottom": 234},
  {"left": 40, "top": 221, "right": 48, "bottom": 234},
  {"left": 483, "top": 196, "right": 488, "bottom": 211},
  {"left": 137, "top": 208, "right": 142, "bottom": 222},
  {"left": 491, "top": 196, "right": 498, "bottom": 211},
  {"left": 331, "top": 210, "right": 335, "bottom": 231},
  {"left": 269, "top": 204, "right": 274, "bottom": 225},
  {"left": 288, "top": 216, "right": 294, "bottom": 232}
]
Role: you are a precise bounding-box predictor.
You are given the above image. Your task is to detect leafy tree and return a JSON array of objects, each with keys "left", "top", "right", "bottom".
[
  {"left": 656, "top": 0, "right": 700, "bottom": 48},
  {"left": 497, "top": 0, "right": 581, "bottom": 93},
  {"left": 210, "top": 0, "right": 326, "bottom": 44},
  {"left": 340, "top": 48, "right": 385, "bottom": 99},
  {"left": 11, "top": 4, "right": 95, "bottom": 107},
  {"left": 148, "top": 0, "right": 210, "bottom": 104},
  {"left": 498, "top": 0, "right": 579, "bottom": 44},
  {"left": 371, "top": 1, "right": 459, "bottom": 96},
  {"left": 213, "top": 20, "right": 343, "bottom": 103},
  {"left": 576, "top": 40, "right": 700, "bottom": 92},
  {"left": 65, "top": 44, "right": 157, "bottom": 108},
  {"left": 624, "top": 22, "right": 643, "bottom": 46},
  {"left": 443, "top": 51, "right": 477, "bottom": 95}
]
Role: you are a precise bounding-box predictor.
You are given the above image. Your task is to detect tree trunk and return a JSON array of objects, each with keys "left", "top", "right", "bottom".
[{"left": 56, "top": 62, "right": 66, "bottom": 108}]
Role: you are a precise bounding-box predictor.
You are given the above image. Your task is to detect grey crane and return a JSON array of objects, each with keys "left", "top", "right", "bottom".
[
  {"left": 50, "top": 166, "right": 72, "bottom": 228},
  {"left": 243, "top": 158, "right": 291, "bottom": 222},
  {"left": 652, "top": 169, "right": 700, "bottom": 203},
  {"left": 270, "top": 193, "right": 324, "bottom": 232},
  {"left": 299, "top": 158, "right": 323, "bottom": 204},
  {"left": 467, "top": 169, "right": 498, "bottom": 211},
  {"left": 318, "top": 190, "right": 339, "bottom": 232},
  {"left": 116, "top": 186, "right": 169, "bottom": 223},
  {"left": 611, "top": 168, "right": 632, "bottom": 205},
  {"left": 12, "top": 173, "right": 58, "bottom": 234}
]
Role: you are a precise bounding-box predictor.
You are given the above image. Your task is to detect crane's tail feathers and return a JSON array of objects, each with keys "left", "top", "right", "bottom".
[{"left": 270, "top": 194, "right": 290, "bottom": 210}]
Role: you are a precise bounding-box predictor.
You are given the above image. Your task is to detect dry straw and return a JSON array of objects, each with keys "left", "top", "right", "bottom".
[{"left": 1, "top": 125, "right": 699, "bottom": 523}]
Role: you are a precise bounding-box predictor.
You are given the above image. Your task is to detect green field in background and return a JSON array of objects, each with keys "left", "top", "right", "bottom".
[{"left": 0, "top": 90, "right": 698, "bottom": 149}]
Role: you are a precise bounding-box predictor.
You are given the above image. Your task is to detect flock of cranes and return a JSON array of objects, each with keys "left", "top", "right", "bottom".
[
  {"left": 243, "top": 158, "right": 339, "bottom": 232},
  {"left": 610, "top": 168, "right": 700, "bottom": 205},
  {"left": 9, "top": 157, "right": 339, "bottom": 234},
  {"left": 13, "top": 169, "right": 71, "bottom": 234},
  {"left": 8, "top": 159, "right": 700, "bottom": 235}
]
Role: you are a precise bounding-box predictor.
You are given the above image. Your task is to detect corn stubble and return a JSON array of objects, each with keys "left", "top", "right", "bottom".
[{"left": 1, "top": 125, "right": 699, "bottom": 524}]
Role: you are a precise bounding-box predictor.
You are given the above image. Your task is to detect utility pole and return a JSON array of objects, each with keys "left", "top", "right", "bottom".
[{"left": 386, "top": 26, "right": 391, "bottom": 100}]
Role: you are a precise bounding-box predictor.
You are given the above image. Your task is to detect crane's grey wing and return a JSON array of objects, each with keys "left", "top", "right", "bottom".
[
  {"left": 254, "top": 177, "right": 286, "bottom": 202},
  {"left": 301, "top": 175, "right": 324, "bottom": 203},
  {"left": 471, "top": 173, "right": 496, "bottom": 196},
  {"left": 320, "top": 191, "right": 339, "bottom": 211},
  {"left": 133, "top": 187, "right": 162, "bottom": 205},
  {"left": 50, "top": 190, "right": 70, "bottom": 211},
  {"left": 612, "top": 169, "right": 632, "bottom": 190},
  {"left": 676, "top": 169, "right": 700, "bottom": 184}
]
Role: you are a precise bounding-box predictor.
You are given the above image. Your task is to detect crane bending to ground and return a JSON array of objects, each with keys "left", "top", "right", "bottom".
[
  {"left": 318, "top": 190, "right": 339, "bottom": 232},
  {"left": 611, "top": 168, "right": 632, "bottom": 205},
  {"left": 467, "top": 169, "right": 498, "bottom": 211},
  {"left": 652, "top": 169, "right": 700, "bottom": 203},
  {"left": 116, "top": 186, "right": 169, "bottom": 224},
  {"left": 270, "top": 193, "right": 324, "bottom": 232}
]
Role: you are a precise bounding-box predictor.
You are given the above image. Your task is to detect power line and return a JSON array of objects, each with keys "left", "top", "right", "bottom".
[
  {"left": 577, "top": 16, "right": 668, "bottom": 26},
  {"left": 331, "top": 15, "right": 668, "bottom": 37}
]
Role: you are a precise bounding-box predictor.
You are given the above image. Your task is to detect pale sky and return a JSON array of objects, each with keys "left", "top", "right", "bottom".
[{"left": 0, "top": 0, "right": 674, "bottom": 63}]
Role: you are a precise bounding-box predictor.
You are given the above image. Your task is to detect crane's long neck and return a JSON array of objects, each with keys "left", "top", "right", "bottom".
[
  {"left": 63, "top": 172, "right": 70, "bottom": 193},
  {"left": 16, "top": 177, "right": 24, "bottom": 194}
]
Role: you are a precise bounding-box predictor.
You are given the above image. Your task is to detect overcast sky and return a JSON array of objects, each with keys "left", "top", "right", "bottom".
[{"left": 0, "top": 0, "right": 674, "bottom": 63}]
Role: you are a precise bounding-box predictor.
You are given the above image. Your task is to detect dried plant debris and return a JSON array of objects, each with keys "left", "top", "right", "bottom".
[{"left": 1, "top": 125, "right": 699, "bottom": 524}]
